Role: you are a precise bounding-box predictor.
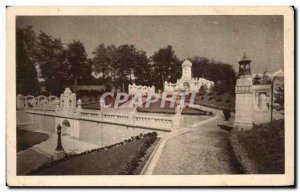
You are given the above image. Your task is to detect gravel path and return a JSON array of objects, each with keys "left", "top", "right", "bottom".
[{"left": 153, "top": 115, "right": 239, "bottom": 175}]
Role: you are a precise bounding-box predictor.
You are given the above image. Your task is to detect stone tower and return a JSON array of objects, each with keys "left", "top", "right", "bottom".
[
  {"left": 181, "top": 60, "right": 192, "bottom": 80},
  {"left": 233, "top": 53, "right": 253, "bottom": 131}
]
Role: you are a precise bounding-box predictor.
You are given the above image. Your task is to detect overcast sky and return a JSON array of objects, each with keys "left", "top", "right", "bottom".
[{"left": 16, "top": 15, "right": 283, "bottom": 73}]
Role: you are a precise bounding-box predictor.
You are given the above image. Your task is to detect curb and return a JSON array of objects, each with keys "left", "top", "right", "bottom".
[
  {"left": 229, "top": 133, "right": 258, "bottom": 174},
  {"left": 140, "top": 137, "right": 163, "bottom": 175}
]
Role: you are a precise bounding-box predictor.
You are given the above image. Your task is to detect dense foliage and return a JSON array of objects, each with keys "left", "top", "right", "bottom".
[
  {"left": 274, "top": 85, "right": 284, "bottom": 112},
  {"left": 16, "top": 26, "right": 237, "bottom": 96},
  {"left": 16, "top": 27, "right": 40, "bottom": 95},
  {"left": 190, "top": 56, "right": 237, "bottom": 93},
  {"left": 235, "top": 119, "right": 284, "bottom": 174}
]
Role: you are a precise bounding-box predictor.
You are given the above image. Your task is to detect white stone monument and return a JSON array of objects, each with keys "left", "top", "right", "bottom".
[
  {"left": 164, "top": 60, "right": 214, "bottom": 94},
  {"left": 234, "top": 53, "right": 272, "bottom": 131},
  {"left": 60, "top": 88, "right": 77, "bottom": 112}
]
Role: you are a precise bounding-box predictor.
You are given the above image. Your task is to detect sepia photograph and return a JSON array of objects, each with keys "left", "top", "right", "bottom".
[{"left": 6, "top": 7, "right": 294, "bottom": 186}]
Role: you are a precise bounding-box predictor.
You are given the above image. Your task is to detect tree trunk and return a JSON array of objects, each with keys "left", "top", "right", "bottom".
[{"left": 74, "top": 78, "right": 78, "bottom": 93}]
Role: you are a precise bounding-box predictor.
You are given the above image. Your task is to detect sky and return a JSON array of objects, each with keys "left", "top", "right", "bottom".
[{"left": 16, "top": 15, "right": 284, "bottom": 73}]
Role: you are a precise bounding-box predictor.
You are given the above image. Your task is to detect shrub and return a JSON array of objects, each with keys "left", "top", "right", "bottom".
[
  {"left": 216, "top": 98, "right": 222, "bottom": 102},
  {"left": 223, "top": 108, "right": 231, "bottom": 121},
  {"left": 225, "top": 99, "right": 231, "bottom": 103}
]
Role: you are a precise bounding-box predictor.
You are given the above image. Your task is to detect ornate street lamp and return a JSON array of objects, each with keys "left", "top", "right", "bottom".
[
  {"left": 53, "top": 124, "right": 66, "bottom": 160},
  {"left": 55, "top": 124, "right": 63, "bottom": 151}
]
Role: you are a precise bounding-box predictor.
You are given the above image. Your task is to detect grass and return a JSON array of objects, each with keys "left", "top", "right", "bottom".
[
  {"left": 197, "top": 92, "right": 235, "bottom": 111},
  {"left": 31, "top": 133, "right": 158, "bottom": 175},
  {"left": 234, "top": 119, "right": 285, "bottom": 174},
  {"left": 17, "top": 129, "right": 49, "bottom": 152}
]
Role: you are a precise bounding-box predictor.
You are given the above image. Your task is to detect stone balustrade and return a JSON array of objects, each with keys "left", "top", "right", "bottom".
[
  {"left": 25, "top": 105, "right": 179, "bottom": 131},
  {"left": 134, "top": 114, "right": 173, "bottom": 129},
  {"left": 21, "top": 88, "right": 181, "bottom": 131}
]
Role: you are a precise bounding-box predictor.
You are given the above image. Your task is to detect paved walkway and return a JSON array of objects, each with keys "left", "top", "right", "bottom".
[
  {"left": 32, "top": 134, "right": 99, "bottom": 158},
  {"left": 17, "top": 129, "right": 99, "bottom": 175},
  {"left": 151, "top": 114, "right": 239, "bottom": 175}
]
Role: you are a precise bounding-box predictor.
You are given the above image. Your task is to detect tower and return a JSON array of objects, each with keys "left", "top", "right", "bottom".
[
  {"left": 181, "top": 60, "right": 192, "bottom": 80},
  {"left": 234, "top": 53, "right": 253, "bottom": 131},
  {"left": 238, "top": 52, "right": 251, "bottom": 76}
]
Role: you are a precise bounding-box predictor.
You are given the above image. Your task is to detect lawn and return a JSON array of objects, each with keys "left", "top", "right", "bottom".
[
  {"left": 17, "top": 129, "right": 49, "bottom": 152},
  {"left": 195, "top": 92, "right": 235, "bottom": 111},
  {"left": 235, "top": 119, "right": 284, "bottom": 174},
  {"left": 30, "top": 133, "right": 158, "bottom": 175}
]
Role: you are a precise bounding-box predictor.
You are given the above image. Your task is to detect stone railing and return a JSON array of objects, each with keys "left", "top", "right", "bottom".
[
  {"left": 18, "top": 94, "right": 59, "bottom": 109},
  {"left": 103, "top": 113, "right": 129, "bottom": 122},
  {"left": 134, "top": 114, "right": 173, "bottom": 129},
  {"left": 22, "top": 88, "right": 181, "bottom": 131},
  {"left": 25, "top": 105, "right": 180, "bottom": 131}
]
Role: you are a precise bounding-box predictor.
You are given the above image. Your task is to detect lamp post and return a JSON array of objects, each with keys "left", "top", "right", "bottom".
[
  {"left": 55, "top": 124, "right": 63, "bottom": 151},
  {"left": 53, "top": 124, "right": 65, "bottom": 160},
  {"left": 270, "top": 76, "right": 278, "bottom": 122}
]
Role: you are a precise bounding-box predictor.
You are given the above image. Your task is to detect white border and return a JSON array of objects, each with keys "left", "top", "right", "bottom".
[{"left": 6, "top": 6, "right": 294, "bottom": 187}]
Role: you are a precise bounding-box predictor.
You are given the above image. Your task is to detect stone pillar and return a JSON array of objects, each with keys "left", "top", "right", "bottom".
[
  {"left": 77, "top": 99, "right": 82, "bottom": 113},
  {"left": 55, "top": 100, "right": 60, "bottom": 112},
  {"left": 128, "top": 104, "right": 136, "bottom": 124},
  {"left": 172, "top": 115, "right": 182, "bottom": 129},
  {"left": 59, "top": 94, "right": 64, "bottom": 110},
  {"left": 17, "top": 94, "right": 25, "bottom": 110},
  {"left": 172, "top": 103, "right": 183, "bottom": 129},
  {"left": 53, "top": 124, "right": 65, "bottom": 160},
  {"left": 71, "top": 93, "right": 77, "bottom": 112},
  {"left": 233, "top": 77, "right": 253, "bottom": 131}
]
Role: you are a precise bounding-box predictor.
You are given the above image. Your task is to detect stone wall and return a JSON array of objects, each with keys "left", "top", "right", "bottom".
[
  {"left": 128, "top": 84, "right": 155, "bottom": 96},
  {"left": 17, "top": 110, "right": 165, "bottom": 147}
]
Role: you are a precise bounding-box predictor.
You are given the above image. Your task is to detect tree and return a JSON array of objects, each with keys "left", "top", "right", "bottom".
[
  {"left": 36, "top": 31, "right": 70, "bottom": 96},
  {"left": 151, "top": 45, "right": 181, "bottom": 90},
  {"left": 261, "top": 70, "right": 272, "bottom": 85},
  {"left": 274, "top": 85, "right": 284, "bottom": 112},
  {"left": 66, "top": 40, "right": 90, "bottom": 92},
  {"left": 16, "top": 26, "right": 40, "bottom": 95},
  {"left": 190, "top": 56, "right": 236, "bottom": 94},
  {"left": 92, "top": 44, "right": 117, "bottom": 80},
  {"left": 92, "top": 44, "right": 151, "bottom": 91},
  {"left": 198, "top": 84, "right": 207, "bottom": 95},
  {"left": 115, "top": 44, "right": 146, "bottom": 89},
  {"left": 131, "top": 50, "right": 150, "bottom": 86}
]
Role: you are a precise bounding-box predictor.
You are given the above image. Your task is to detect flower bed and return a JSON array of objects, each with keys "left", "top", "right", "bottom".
[
  {"left": 137, "top": 99, "right": 213, "bottom": 116},
  {"left": 27, "top": 132, "right": 158, "bottom": 175}
]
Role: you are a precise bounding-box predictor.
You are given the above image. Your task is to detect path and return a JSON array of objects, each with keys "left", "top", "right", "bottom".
[
  {"left": 145, "top": 108, "right": 239, "bottom": 175},
  {"left": 17, "top": 129, "right": 99, "bottom": 175},
  {"left": 17, "top": 149, "right": 52, "bottom": 175}
]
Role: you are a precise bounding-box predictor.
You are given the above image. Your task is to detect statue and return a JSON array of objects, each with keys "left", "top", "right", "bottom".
[{"left": 258, "top": 93, "right": 268, "bottom": 111}]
